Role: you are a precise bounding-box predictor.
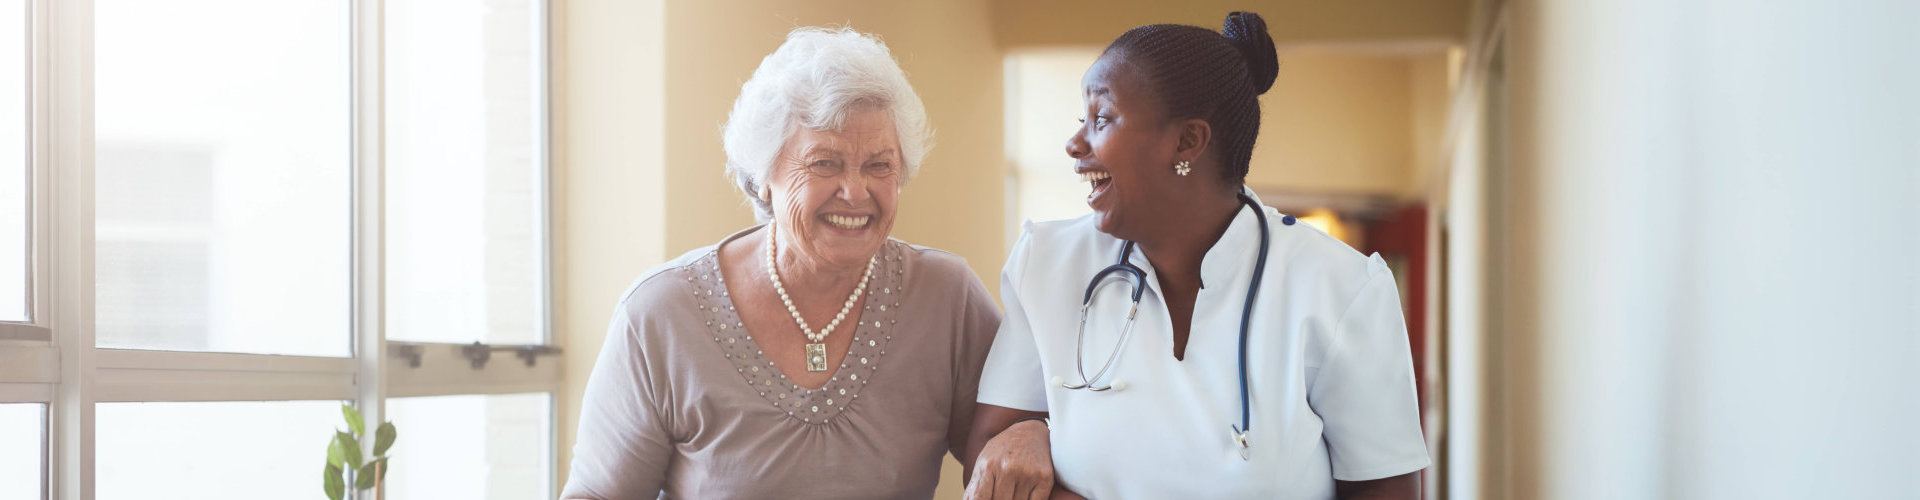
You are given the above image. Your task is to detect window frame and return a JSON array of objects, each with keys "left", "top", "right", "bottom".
[
  {"left": 0, "top": 0, "right": 51, "bottom": 343},
  {"left": 0, "top": 0, "right": 56, "bottom": 401},
  {"left": 2, "top": 0, "right": 562, "bottom": 498}
]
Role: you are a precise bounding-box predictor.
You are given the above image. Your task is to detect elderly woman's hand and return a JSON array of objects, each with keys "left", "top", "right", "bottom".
[{"left": 965, "top": 419, "right": 1056, "bottom": 500}]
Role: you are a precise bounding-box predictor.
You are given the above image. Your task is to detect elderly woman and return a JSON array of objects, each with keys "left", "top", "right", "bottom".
[{"left": 561, "top": 27, "right": 1000, "bottom": 499}]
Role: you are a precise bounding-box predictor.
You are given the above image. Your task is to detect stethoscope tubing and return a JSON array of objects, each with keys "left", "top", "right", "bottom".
[
  {"left": 1063, "top": 299, "right": 1138, "bottom": 391},
  {"left": 1061, "top": 193, "right": 1271, "bottom": 458},
  {"left": 1235, "top": 195, "right": 1270, "bottom": 443}
]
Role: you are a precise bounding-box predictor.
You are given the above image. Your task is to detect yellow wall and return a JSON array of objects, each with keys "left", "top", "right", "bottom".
[
  {"left": 555, "top": 0, "right": 667, "bottom": 494},
  {"left": 1410, "top": 50, "right": 1454, "bottom": 198},
  {"left": 1249, "top": 50, "right": 1416, "bottom": 196}
]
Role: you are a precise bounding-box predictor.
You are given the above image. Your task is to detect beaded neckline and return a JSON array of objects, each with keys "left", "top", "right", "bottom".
[{"left": 684, "top": 235, "right": 909, "bottom": 425}]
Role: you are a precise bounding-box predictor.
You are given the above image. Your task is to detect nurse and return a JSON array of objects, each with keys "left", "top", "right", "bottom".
[{"left": 962, "top": 12, "right": 1428, "bottom": 500}]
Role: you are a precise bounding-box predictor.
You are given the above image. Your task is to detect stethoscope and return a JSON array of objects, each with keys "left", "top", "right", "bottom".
[{"left": 1054, "top": 192, "right": 1274, "bottom": 461}]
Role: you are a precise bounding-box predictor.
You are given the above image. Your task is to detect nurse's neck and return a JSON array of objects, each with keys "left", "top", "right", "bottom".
[
  {"left": 1134, "top": 186, "right": 1241, "bottom": 289},
  {"left": 1133, "top": 182, "right": 1241, "bottom": 359}
]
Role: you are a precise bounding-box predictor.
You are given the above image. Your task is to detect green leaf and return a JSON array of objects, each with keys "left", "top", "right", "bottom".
[
  {"left": 376, "top": 457, "right": 391, "bottom": 482},
  {"left": 372, "top": 421, "right": 396, "bottom": 456},
  {"left": 355, "top": 461, "right": 378, "bottom": 489},
  {"left": 334, "top": 431, "right": 363, "bottom": 470},
  {"left": 326, "top": 435, "right": 347, "bottom": 469},
  {"left": 323, "top": 464, "right": 345, "bottom": 500},
  {"left": 341, "top": 404, "right": 365, "bottom": 437}
]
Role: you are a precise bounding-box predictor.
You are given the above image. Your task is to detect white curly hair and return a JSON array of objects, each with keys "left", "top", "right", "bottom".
[{"left": 721, "top": 26, "right": 934, "bottom": 221}]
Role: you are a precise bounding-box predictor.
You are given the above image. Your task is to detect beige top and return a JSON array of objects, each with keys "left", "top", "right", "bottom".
[{"left": 562, "top": 226, "right": 1001, "bottom": 499}]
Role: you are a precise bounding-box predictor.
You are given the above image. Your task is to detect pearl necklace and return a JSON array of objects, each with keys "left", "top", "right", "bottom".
[{"left": 764, "top": 224, "right": 876, "bottom": 371}]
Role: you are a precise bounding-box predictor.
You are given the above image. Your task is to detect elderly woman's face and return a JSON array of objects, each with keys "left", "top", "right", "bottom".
[{"left": 766, "top": 106, "right": 902, "bottom": 269}]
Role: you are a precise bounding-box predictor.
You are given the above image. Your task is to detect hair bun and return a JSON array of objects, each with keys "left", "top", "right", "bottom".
[{"left": 1222, "top": 12, "right": 1278, "bottom": 94}]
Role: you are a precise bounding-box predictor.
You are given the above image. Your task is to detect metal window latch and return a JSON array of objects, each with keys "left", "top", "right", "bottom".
[
  {"left": 392, "top": 343, "right": 426, "bottom": 368},
  {"left": 460, "top": 342, "right": 563, "bottom": 369}
]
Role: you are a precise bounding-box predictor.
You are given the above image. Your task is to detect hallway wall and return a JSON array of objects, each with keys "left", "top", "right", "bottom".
[{"left": 1500, "top": 1, "right": 1920, "bottom": 498}]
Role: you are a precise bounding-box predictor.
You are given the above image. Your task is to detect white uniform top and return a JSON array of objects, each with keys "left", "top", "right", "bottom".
[{"left": 977, "top": 192, "right": 1430, "bottom": 499}]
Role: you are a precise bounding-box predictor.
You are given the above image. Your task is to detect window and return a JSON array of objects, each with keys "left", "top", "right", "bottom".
[
  {"left": 387, "top": 393, "right": 552, "bottom": 499},
  {"left": 95, "top": 401, "right": 343, "bottom": 499},
  {"left": 0, "top": 404, "right": 45, "bottom": 500},
  {"left": 1004, "top": 49, "right": 1099, "bottom": 243},
  {"left": 93, "top": 0, "right": 351, "bottom": 357},
  {"left": 2, "top": 0, "right": 558, "bottom": 498},
  {"left": 385, "top": 0, "right": 547, "bottom": 345},
  {"left": 2, "top": 0, "right": 28, "bottom": 323}
]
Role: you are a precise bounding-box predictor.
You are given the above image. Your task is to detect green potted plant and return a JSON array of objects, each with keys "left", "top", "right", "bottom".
[{"left": 324, "top": 404, "right": 396, "bottom": 500}]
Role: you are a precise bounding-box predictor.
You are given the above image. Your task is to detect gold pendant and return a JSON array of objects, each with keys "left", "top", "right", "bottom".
[{"left": 805, "top": 343, "right": 828, "bottom": 372}]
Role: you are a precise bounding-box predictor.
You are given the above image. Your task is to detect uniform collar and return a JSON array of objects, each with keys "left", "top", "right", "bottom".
[
  {"left": 1127, "top": 187, "right": 1269, "bottom": 293},
  {"left": 1199, "top": 187, "right": 1268, "bottom": 290}
]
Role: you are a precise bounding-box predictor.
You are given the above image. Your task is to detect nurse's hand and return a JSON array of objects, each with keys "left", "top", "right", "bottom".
[{"left": 965, "top": 419, "right": 1054, "bottom": 500}]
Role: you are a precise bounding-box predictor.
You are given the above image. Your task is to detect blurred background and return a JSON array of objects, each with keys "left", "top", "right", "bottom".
[{"left": 1, "top": 0, "right": 1914, "bottom": 499}]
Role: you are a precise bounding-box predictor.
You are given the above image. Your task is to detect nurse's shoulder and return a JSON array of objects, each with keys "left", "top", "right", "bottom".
[
  {"left": 1264, "top": 207, "right": 1397, "bottom": 306},
  {"left": 1006, "top": 214, "right": 1120, "bottom": 272}
]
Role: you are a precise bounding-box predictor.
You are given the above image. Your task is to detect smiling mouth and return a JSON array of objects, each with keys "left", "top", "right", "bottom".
[
  {"left": 822, "top": 214, "right": 872, "bottom": 230},
  {"left": 1080, "top": 170, "right": 1113, "bottom": 195}
]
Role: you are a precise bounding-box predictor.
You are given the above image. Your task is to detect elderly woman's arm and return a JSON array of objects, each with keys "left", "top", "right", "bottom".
[
  {"left": 963, "top": 232, "right": 1080, "bottom": 500},
  {"left": 948, "top": 267, "right": 1005, "bottom": 462},
  {"left": 964, "top": 404, "right": 1069, "bottom": 500},
  {"left": 559, "top": 311, "right": 672, "bottom": 499}
]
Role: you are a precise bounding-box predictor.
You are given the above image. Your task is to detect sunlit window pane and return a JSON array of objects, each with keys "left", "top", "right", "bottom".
[
  {"left": 1, "top": 0, "right": 28, "bottom": 323},
  {"left": 386, "top": 393, "right": 551, "bottom": 499},
  {"left": 97, "top": 401, "right": 343, "bottom": 500},
  {"left": 1006, "top": 50, "right": 1098, "bottom": 229},
  {"left": 93, "top": 0, "right": 350, "bottom": 356},
  {"left": 0, "top": 404, "right": 45, "bottom": 500},
  {"left": 384, "top": 0, "right": 547, "bottom": 345}
]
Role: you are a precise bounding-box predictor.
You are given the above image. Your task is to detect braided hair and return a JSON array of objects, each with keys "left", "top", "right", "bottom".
[{"left": 1104, "top": 12, "right": 1278, "bottom": 184}]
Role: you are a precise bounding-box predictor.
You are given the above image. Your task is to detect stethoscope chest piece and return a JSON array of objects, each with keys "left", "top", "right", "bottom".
[
  {"left": 1052, "top": 375, "right": 1128, "bottom": 392},
  {"left": 1231, "top": 425, "right": 1251, "bottom": 461}
]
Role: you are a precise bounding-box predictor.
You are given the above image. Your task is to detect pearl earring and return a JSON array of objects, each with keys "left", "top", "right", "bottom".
[{"left": 1174, "top": 160, "right": 1192, "bottom": 176}]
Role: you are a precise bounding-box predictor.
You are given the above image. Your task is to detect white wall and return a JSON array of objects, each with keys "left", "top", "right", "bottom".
[{"left": 1504, "top": 0, "right": 1920, "bottom": 498}]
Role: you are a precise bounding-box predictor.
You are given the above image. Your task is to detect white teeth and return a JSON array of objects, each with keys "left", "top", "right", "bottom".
[
  {"left": 824, "top": 214, "right": 871, "bottom": 229},
  {"left": 1079, "top": 171, "right": 1112, "bottom": 183}
]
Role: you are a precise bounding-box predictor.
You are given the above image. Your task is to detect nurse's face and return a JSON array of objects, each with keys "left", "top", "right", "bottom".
[
  {"left": 764, "top": 106, "right": 902, "bottom": 271},
  {"left": 1066, "top": 53, "right": 1186, "bottom": 240}
]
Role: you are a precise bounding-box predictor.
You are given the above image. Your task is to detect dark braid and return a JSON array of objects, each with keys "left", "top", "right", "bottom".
[{"left": 1105, "top": 12, "right": 1278, "bottom": 184}]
